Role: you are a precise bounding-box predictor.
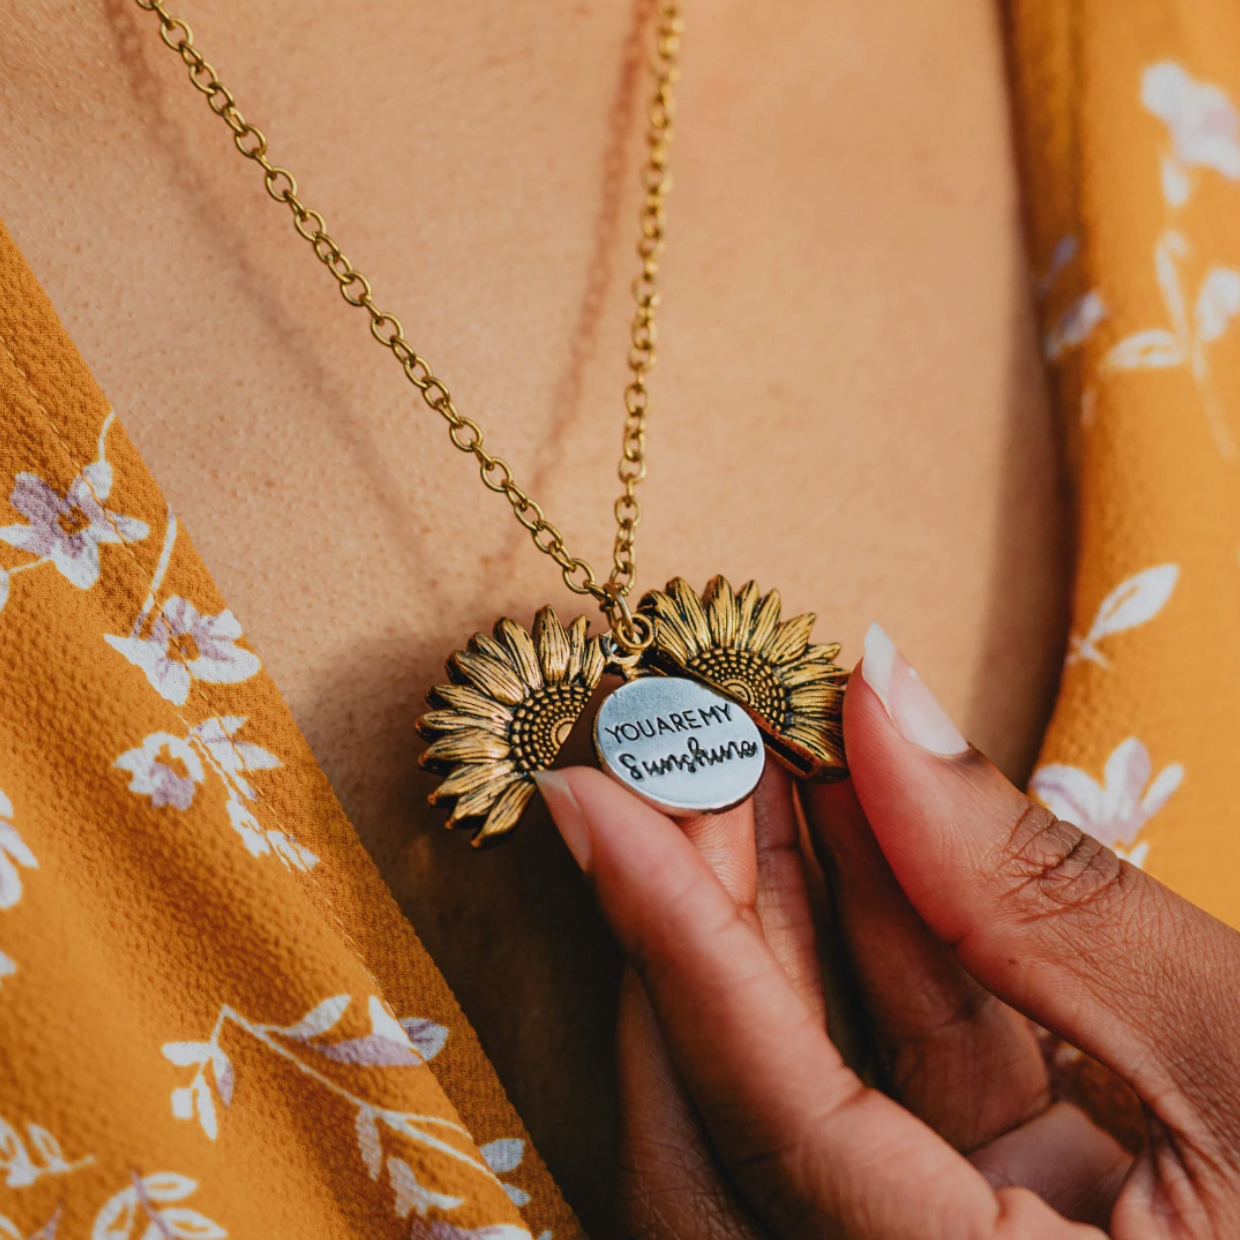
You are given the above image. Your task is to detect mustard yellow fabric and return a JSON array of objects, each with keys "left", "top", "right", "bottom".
[
  {"left": 1009, "top": 0, "right": 1240, "bottom": 1139},
  {"left": 0, "top": 217, "right": 580, "bottom": 1239},
  {"left": 3, "top": 2, "right": 1240, "bottom": 1232}
]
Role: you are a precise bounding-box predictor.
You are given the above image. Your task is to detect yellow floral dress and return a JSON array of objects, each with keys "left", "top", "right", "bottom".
[{"left": 2, "top": 1, "right": 1239, "bottom": 1233}]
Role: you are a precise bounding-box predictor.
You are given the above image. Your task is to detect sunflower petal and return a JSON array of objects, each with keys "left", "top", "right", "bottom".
[
  {"left": 431, "top": 760, "right": 517, "bottom": 802},
  {"left": 784, "top": 722, "right": 843, "bottom": 761},
  {"left": 764, "top": 613, "right": 816, "bottom": 665},
  {"left": 472, "top": 632, "right": 513, "bottom": 667},
  {"left": 422, "top": 729, "right": 511, "bottom": 766},
  {"left": 704, "top": 576, "right": 738, "bottom": 649},
  {"left": 451, "top": 651, "right": 527, "bottom": 705},
  {"left": 643, "top": 587, "right": 703, "bottom": 659},
  {"left": 669, "top": 577, "right": 712, "bottom": 649},
  {"left": 448, "top": 769, "right": 522, "bottom": 824},
  {"left": 735, "top": 581, "right": 762, "bottom": 649},
  {"left": 472, "top": 778, "right": 537, "bottom": 846},
  {"left": 429, "top": 683, "right": 515, "bottom": 723},
  {"left": 780, "top": 657, "right": 845, "bottom": 689},
  {"left": 534, "top": 607, "right": 571, "bottom": 685},
  {"left": 418, "top": 709, "right": 509, "bottom": 738},
  {"left": 652, "top": 622, "right": 690, "bottom": 667},
  {"left": 496, "top": 618, "right": 543, "bottom": 692},
  {"left": 564, "top": 614, "right": 588, "bottom": 683},
  {"left": 788, "top": 685, "right": 843, "bottom": 714},
  {"left": 749, "top": 589, "right": 783, "bottom": 654},
  {"left": 580, "top": 635, "right": 606, "bottom": 688}
]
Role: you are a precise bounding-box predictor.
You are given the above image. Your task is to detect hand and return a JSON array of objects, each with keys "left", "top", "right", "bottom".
[{"left": 534, "top": 623, "right": 1240, "bottom": 1239}]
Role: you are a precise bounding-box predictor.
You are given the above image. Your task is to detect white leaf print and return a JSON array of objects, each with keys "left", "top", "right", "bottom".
[
  {"left": 147, "top": 1208, "right": 225, "bottom": 1240},
  {"left": 210, "top": 1051, "right": 234, "bottom": 1107},
  {"left": 170, "top": 1087, "right": 194, "bottom": 1121},
  {"left": 0, "top": 569, "right": 9, "bottom": 615},
  {"left": 140, "top": 1173, "right": 196, "bottom": 1203},
  {"left": 1116, "top": 842, "right": 1151, "bottom": 869},
  {"left": 400, "top": 1018, "right": 450, "bottom": 1063},
  {"left": 1195, "top": 267, "right": 1240, "bottom": 342},
  {"left": 92, "top": 1188, "right": 138, "bottom": 1240},
  {"left": 266, "top": 829, "right": 319, "bottom": 873},
  {"left": 191, "top": 1079, "right": 217, "bottom": 1140},
  {"left": 24, "top": 1126, "right": 64, "bottom": 1170},
  {"left": 281, "top": 994, "right": 351, "bottom": 1040},
  {"left": 1160, "top": 155, "right": 1192, "bottom": 207},
  {"left": 1031, "top": 737, "right": 1183, "bottom": 849},
  {"left": 1107, "top": 328, "right": 1183, "bottom": 369},
  {"left": 1044, "top": 291, "right": 1106, "bottom": 360},
  {"left": 480, "top": 1139, "right": 525, "bottom": 1175},
  {"left": 223, "top": 795, "right": 270, "bottom": 857},
  {"left": 503, "top": 1184, "right": 532, "bottom": 1208},
  {"left": 0, "top": 819, "right": 38, "bottom": 910},
  {"left": 1068, "top": 564, "right": 1178, "bottom": 667},
  {"left": 355, "top": 1107, "right": 383, "bottom": 1179},
  {"left": 0, "top": 1216, "right": 21, "bottom": 1240},
  {"left": 388, "top": 1157, "right": 465, "bottom": 1219},
  {"left": 0, "top": 952, "right": 14, "bottom": 983},
  {"left": 163, "top": 1042, "right": 212, "bottom": 1068},
  {"left": 409, "top": 1225, "right": 532, "bottom": 1240}
]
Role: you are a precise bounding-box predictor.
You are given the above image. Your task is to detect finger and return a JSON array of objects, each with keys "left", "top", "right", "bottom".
[
  {"left": 847, "top": 622, "right": 1240, "bottom": 1131},
  {"left": 968, "top": 1103, "right": 1131, "bottom": 1229},
  {"left": 536, "top": 767, "right": 1093, "bottom": 1240},
  {"left": 752, "top": 766, "right": 827, "bottom": 1021},
  {"left": 617, "top": 969, "right": 763, "bottom": 1240},
  {"left": 619, "top": 783, "right": 765, "bottom": 1236},
  {"left": 806, "top": 777, "right": 1049, "bottom": 1151}
]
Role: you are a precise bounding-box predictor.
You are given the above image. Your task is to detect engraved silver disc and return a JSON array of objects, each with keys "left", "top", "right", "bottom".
[{"left": 593, "top": 676, "right": 766, "bottom": 817}]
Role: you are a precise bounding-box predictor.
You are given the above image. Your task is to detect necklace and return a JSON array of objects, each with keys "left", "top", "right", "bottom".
[{"left": 135, "top": 0, "right": 849, "bottom": 845}]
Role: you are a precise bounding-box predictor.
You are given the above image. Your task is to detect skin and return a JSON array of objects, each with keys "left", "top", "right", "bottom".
[
  {"left": 538, "top": 654, "right": 1240, "bottom": 1238},
  {"left": 1, "top": 0, "right": 1069, "bottom": 1224}
]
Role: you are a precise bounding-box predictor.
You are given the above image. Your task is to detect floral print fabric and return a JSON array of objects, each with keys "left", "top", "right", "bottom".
[
  {"left": 0, "top": 219, "right": 578, "bottom": 1240},
  {"left": 1010, "top": 0, "right": 1240, "bottom": 1138}
]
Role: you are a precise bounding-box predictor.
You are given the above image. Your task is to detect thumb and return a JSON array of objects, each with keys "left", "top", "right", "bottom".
[{"left": 846, "top": 623, "right": 1240, "bottom": 1122}]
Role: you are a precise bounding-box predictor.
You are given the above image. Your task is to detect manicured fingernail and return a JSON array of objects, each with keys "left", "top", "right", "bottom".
[
  {"left": 533, "top": 769, "right": 592, "bottom": 870},
  {"left": 861, "top": 622, "right": 968, "bottom": 756}
]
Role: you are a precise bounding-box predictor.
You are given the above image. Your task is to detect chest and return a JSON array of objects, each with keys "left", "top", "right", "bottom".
[{"left": 2, "top": 0, "right": 1069, "bottom": 1224}]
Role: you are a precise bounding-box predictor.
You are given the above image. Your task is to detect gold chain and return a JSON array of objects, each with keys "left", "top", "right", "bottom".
[{"left": 133, "top": 0, "right": 681, "bottom": 631}]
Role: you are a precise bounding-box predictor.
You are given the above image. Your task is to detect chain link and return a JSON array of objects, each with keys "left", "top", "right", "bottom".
[{"left": 134, "top": 0, "right": 681, "bottom": 620}]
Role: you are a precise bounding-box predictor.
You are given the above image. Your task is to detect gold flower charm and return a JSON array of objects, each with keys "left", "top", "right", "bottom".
[
  {"left": 417, "top": 607, "right": 606, "bottom": 846},
  {"left": 638, "top": 576, "right": 848, "bottom": 781}
]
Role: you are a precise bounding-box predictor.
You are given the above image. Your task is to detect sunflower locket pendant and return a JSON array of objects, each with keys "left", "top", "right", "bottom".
[
  {"left": 417, "top": 576, "right": 849, "bottom": 847},
  {"left": 594, "top": 676, "right": 765, "bottom": 816}
]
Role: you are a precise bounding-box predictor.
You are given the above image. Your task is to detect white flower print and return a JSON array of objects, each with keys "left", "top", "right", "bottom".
[
  {"left": 1107, "top": 231, "right": 1240, "bottom": 457},
  {"left": 114, "top": 734, "right": 205, "bottom": 811},
  {"left": 114, "top": 718, "right": 314, "bottom": 871},
  {"left": 165, "top": 996, "right": 493, "bottom": 1222},
  {"left": 1067, "top": 564, "right": 1179, "bottom": 667},
  {"left": 1031, "top": 738, "right": 1183, "bottom": 853},
  {"left": 0, "top": 413, "right": 147, "bottom": 609},
  {"left": 106, "top": 596, "right": 260, "bottom": 707},
  {"left": 1142, "top": 62, "right": 1240, "bottom": 207},
  {"left": 91, "top": 1172, "right": 225, "bottom": 1240}
]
